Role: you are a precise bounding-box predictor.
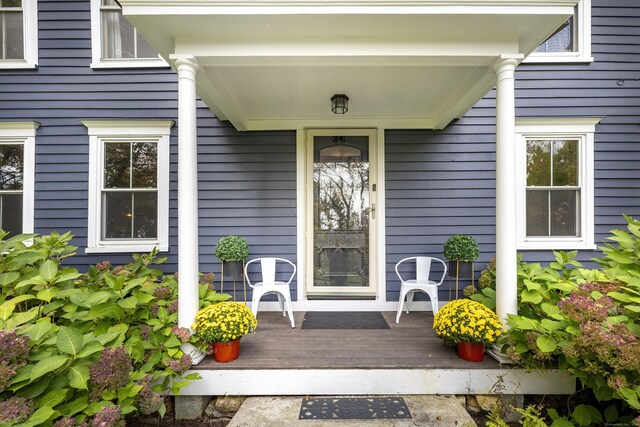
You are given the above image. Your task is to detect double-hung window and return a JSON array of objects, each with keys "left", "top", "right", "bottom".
[
  {"left": 525, "top": 0, "right": 592, "bottom": 63},
  {"left": 0, "top": 0, "right": 38, "bottom": 69},
  {"left": 515, "top": 118, "right": 600, "bottom": 250},
  {"left": 0, "top": 122, "right": 36, "bottom": 236},
  {"left": 90, "top": 0, "right": 165, "bottom": 68},
  {"left": 84, "top": 121, "right": 172, "bottom": 253}
]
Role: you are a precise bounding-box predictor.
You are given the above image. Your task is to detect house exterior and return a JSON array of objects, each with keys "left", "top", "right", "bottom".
[{"left": 1, "top": 0, "right": 639, "bottom": 369}]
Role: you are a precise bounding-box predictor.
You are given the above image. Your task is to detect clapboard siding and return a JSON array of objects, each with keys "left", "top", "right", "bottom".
[
  {"left": 0, "top": 0, "right": 298, "bottom": 294},
  {"left": 0, "top": 0, "right": 638, "bottom": 305},
  {"left": 384, "top": 0, "right": 640, "bottom": 302}
]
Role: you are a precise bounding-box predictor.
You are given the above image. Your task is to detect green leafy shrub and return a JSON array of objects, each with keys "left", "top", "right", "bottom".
[
  {"left": 500, "top": 215, "right": 640, "bottom": 424},
  {"left": 215, "top": 236, "right": 249, "bottom": 262},
  {"left": 443, "top": 234, "right": 479, "bottom": 262},
  {"left": 0, "top": 231, "right": 229, "bottom": 426},
  {"left": 467, "top": 258, "right": 497, "bottom": 309}
]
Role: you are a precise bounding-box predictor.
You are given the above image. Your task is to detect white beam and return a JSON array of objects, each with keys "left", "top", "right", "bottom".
[
  {"left": 174, "top": 55, "right": 206, "bottom": 364},
  {"left": 493, "top": 54, "right": 522, "bottom": 325}
]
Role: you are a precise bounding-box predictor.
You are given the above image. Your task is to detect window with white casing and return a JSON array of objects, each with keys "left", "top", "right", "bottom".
[
  {"left": 515, "top": 118, "right": 600, "bottom": 250},
  {"left": 90, "top": 0, "right": 166, "bottom": 68},
  {"left": 525, "top": 0, "right": 593, "bottom": 63},
  {"left": 84, "top": 121, "right": 172, "bottom": 253},
  {"left": 0, "top": 0, "right": 38, "bottom": 69},
  {"left": 0, "top": 122, "right": 36, "bottom": 237}
]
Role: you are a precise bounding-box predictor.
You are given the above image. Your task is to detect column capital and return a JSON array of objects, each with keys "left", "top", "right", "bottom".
[
  {"left": 171, "top": 55, "right": 200, "bottom": 73},
  {"left": 492, "top": 54, "right": 524, "bottom": 74}
]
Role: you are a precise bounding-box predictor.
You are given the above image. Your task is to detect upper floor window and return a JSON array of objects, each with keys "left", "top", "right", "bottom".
[
  {"left": 525, "top": 0, "right": 593, "bottom": 63},
  {"left": 84, "top": 121, "right": 172, "bottom": 253},
  {"left": 0, "top": 0, "right": 38, "bottom": 69},
  {"left": 90, "top": 0, "right": 166, "bottom": 68},
  {"left": 0, "top": 122, "right": 36, "bottom": 236},
  {"left": 515, "top": 118, "right": 600, "bottom": 250}
]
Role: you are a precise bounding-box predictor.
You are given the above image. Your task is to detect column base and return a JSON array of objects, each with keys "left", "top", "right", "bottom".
[
  {"left": 182, "top": 342, "right": 206, "bottom": 365},
  {"left": 488, "top": 345, "right": 514, "bottom": 364}
]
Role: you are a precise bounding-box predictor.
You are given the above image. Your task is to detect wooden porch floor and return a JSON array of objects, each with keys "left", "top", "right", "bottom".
[
  {"left": 196, "top": 311, "right": 499, "bottom": 370},
  {"left": 185, "top": 311, "right": 575, "bottom": 396}
]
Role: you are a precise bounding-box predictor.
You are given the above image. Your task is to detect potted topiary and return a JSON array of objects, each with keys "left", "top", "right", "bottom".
[
  {"left": 215, "top": 235, "right": 249, "bottom": 278},
  {"left": 443, "top": 234, "right": 479, "bottom": 279}
]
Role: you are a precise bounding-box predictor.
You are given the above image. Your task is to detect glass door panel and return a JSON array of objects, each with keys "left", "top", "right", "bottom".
[{"left": 312, "top": 135, "right": 370, "bottom": 292}]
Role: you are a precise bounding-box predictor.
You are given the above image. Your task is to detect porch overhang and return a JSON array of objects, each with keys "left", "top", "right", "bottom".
[{"left": 118, "top": 0, "right": 577, "bottom": 131}]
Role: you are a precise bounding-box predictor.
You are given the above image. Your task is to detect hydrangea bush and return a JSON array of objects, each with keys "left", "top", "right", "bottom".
[
  {"left": 482, "top": 215, "right": 640, "bottom": 425},
  {"left": 433, "top": 299, "right": 504, "bottom": 346},
  {"left": 0, "top": 231, "right": 229, "bottom": 426}
]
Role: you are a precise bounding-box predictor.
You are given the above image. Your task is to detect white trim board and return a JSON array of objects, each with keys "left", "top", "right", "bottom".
[{"left": 181, "top": 368, "right": 576, "bottom": 396}]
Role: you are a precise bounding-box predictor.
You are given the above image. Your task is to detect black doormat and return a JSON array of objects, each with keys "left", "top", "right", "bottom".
[
  {"left": 299, "top": 397, "right": 412, "bottom": 420},
  {"left": 301, "top": 311, "right": 390, "bottom": 329}
]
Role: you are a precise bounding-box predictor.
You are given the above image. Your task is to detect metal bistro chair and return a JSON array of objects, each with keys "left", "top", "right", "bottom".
[
  {"left": 244, "top": 257, "right": 296, "bottom": 328},
  {"left": 395, "top": 256, "right": 447, "bottom": 323}
]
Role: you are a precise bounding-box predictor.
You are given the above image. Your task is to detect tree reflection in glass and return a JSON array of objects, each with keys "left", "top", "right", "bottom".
[
  {"left": 526, "top": 139, "right": 580, "bottom": 237},
  {"left": 103, "top": 141, "right": 157, "bottom": 239},
  {"left": 313, "top": 136, "right": 369, "bottom": 287}
]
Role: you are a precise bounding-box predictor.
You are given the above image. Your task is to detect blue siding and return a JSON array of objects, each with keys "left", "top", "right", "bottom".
[
  {"left": 384, "top": 0, "right": 640, "bottom": 302},
  {"left": 0, "top": 0, "right": 638, "bottom": 305},
  {"left": 0, "top": 0, "right": 298, "bottom": 299}
]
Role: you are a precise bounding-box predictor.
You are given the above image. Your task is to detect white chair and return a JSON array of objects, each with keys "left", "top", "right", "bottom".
[
  {"left": 244, "top": 257, "right": 296, "bottom": 328},
  {"left": 395, "top": 256, "right": 447, "bottom": 323}
]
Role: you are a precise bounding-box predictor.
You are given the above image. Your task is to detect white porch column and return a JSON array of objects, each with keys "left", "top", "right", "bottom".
[
  {"left": 174, "top": 56, "right": 205, "bottom": 364},
  {"left": 493, "top": 55, "right": 522, "bottom": 324}
]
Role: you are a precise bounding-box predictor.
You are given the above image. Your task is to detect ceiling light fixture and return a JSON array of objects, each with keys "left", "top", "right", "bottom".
[{"left": 331, "top": 94, "right": 349, "bottom": 114}]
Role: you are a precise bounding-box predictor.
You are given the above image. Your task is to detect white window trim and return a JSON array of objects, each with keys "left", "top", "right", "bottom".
[
  {"left": 515, "top": 118, "right": 600, "bottom": 251},
  {"left": 89, "top": 0, "right": 167, "bottom": 69},
  {"left": 0, "top": 122, "right": 37, "bottom": 235},
  {"left": 83, "top": 120, "right": 173, "bottom": 253},
  {"left": 0, "top": 0, "right": 38, "bottom": 69},
  {"left": 524, "top": 0, "right": 593, "bottom": 64}
]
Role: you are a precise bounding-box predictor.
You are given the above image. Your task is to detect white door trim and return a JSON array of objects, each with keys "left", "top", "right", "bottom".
[{"left": 295, "top": 128, "right": 386, "bottom": 305}]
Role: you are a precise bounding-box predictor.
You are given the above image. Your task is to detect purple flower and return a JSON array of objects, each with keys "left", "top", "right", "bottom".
[
  {"left": 90, "top": 406, "right": 124, "bottom": 427},
  {"left": 0, "top": 361, "right": 17, "bottom": 393},
  {"left": 167, "top": 354, "right": 192, "bottom": 374},
  {"left": 200, "top": 272, "right": 215, "bottom": 286},
  {"left": 171, "top": 326, "right": 192, "bottom": 343},
  {"left": 55, "top": 417, "right": 89, "bottom": 427},
  {"left": 167, "top": 300, "right": 178, "bottom": 314},
  {"left": 89, "top": 347, "right": 132, "bottom": 401},
  {"left": 96, "top": 261, "right": 111, "bottom": 271},
  {"left": 153, "top": 285, "right": 172, "bottom": 300},
  {"left": 0, "top": 396, "right": 34, "bottom": 423},
  {"left": 0, "top": 329, "right": 30, "bottom": 368},
  {"left": 149, "top": 304, "right": 160, "bottom": 316},
  {"left": 559, "top": 294, "right": 610, "bottom": 323},
  {"left": 137, "top": 375, "right": 165, "bottom": 415},
  {"left": 140, "top": 325, "right": 152, "bottom": 340}
]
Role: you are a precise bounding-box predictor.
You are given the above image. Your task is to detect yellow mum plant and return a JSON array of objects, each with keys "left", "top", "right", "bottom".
[
  {"left": 433, "top": 299, "right": 504, "bottom": 346},
  {"left": 193, "top": 301, "right": 258, "bottom": 343}
]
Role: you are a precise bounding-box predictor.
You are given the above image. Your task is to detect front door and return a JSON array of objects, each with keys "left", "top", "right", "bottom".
[{"left": 306, "top": 129, "right": 377, "bottom": 297}]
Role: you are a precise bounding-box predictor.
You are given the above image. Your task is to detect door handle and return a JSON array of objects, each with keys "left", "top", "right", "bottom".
[{"left": 371, "top": 203, "right": 376, "bottom": 219}]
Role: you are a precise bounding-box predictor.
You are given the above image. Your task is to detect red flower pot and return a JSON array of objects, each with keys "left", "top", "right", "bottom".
[
  {"left": 457, "top": 341, "right": 485, "bottom": 362},
  {"left": 210, "top": 339, "right": 241, "bottom": 363}
]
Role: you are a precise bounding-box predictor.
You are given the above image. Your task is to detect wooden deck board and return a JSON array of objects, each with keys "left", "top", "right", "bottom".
[{"left": 196, "top": 311, "right": 501, "bottom": 370}]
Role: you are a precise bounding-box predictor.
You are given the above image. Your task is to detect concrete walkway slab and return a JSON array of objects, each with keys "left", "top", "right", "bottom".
[{"left": 227, "top": 395, "right": 477, "bottom": 427}]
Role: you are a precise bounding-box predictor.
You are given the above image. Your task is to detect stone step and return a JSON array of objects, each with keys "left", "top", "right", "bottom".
[{"left": 226, "top": 395, "right": 477, "bottom": 427}]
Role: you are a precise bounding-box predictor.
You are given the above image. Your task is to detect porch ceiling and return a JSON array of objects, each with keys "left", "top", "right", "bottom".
[{"left": 119, "top": 0, "right": 578, "bottom": 131}]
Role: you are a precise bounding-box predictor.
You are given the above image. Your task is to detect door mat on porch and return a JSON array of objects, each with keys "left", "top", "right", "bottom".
[
  {"left": 299, "top": 397, "right": 412, "bottom": 420},
  {"left": 301, "top": 311, "right": 390, "bottom": 329}
]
